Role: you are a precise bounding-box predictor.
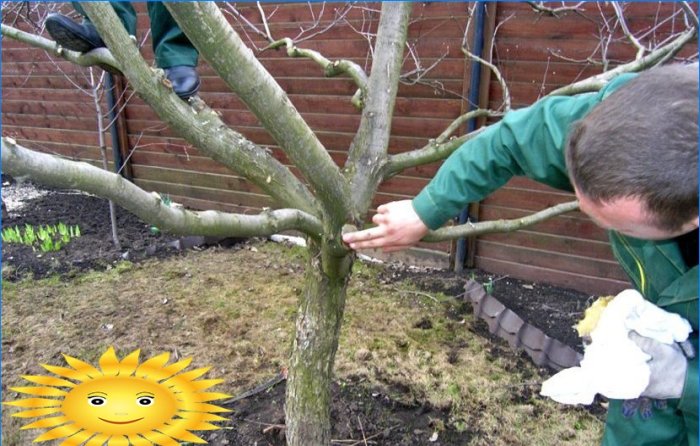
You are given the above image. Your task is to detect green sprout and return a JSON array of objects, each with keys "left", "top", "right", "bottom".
[
  {"left": 2, "top": 223, "right": 81, "bottom": 252},
  {"left": 483, "top": 278, "right": 494, "bottom": 295}
]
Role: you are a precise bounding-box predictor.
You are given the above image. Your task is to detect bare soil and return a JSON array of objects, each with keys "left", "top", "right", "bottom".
[{"left": 1, "top": 179, "right": 604, "bottom": 446}]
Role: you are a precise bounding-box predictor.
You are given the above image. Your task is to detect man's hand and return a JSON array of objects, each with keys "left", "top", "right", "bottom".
[
  {"left": 629, "top": 331, "right": 692, "bottom": 399},
  {"left": 342, "top": 200, "right": 429, "bottom": 252}
]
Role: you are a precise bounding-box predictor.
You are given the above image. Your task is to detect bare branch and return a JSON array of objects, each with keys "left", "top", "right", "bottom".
[
  {"left": 612, "top": 2, "right": 646, "bottom": 60},
  {"left": 462, "top": 47, "right": 511, "bottom": 112},
  {"left": 384, "top": 126, "right": 490, "bottom": 179},
  {"left": 400, "top": 48, "right": 449, "bottom": 86},
  {"left": 423, "top": 201, "right": 580, "bottom": 242},
  {"left": 548, "top": 25, "right": 698, "bottom": 96},
  {"left": 266, "top": 37, "right": 368, "bottom": 107},
  {"left": 291, "top": 3, "right": 354, "bottom": 44},
  {"left": 435, "top": 109, "right": 502, "bottom": 144},
  {"left": 1, "top": 23, "right": 119, "bottom": 70},
  {"left": 88, "top": 67, "right": 121, "bottom": 249},
  {"left": 256, "top": 2, "right": 275, "bottom": 42},
  {"left": 681, "top": 2, "right": 699, "bottom": 29},
  {"left": 222, "top": 3, "right": 270, "bottom": 44},
  {"left": 224, "top": 3, "right": 354, "bottom": 51},
  {"left": 1, "top": 138, "right": 324, "bottom": 239},
  {"left": 547, "top": 47, "right": 605, "bottom": 66}
]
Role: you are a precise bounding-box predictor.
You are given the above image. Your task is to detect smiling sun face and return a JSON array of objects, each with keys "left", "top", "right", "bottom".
[
  {"left": 62, "top": 375, "right": 179, "bottom": 436},
  {"left": 4, "top": 347, "right": 230, "bottom": 445}
]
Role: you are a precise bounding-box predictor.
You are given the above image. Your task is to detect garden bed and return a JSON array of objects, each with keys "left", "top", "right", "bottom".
[{"left": 1, "top": 179, "right": 604, "bottom": 445}]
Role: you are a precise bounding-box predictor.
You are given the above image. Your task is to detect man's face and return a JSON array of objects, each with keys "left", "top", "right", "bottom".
[{"left": 575, "top": 190, "right": 698, "bottom": 240}]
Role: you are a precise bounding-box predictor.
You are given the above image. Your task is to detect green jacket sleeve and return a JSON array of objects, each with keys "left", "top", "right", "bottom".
[
  {"left": 413, "top": 74, "right": 637, "bottom": 230},
  {"left": 659, "top": 266, "right": 699, "bottom": 416},
  {"left": 679, "top": 355, "right": 698, "bottom": 416}
]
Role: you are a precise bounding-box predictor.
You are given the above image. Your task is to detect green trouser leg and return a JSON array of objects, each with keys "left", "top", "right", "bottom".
[
  {"left": 145, "top": 2, "right": 198, "bottom": 69},
  {"left": 602, "top": 399, "right": 697, "bottom": 446},
  {"left": 71, "top": 2, "right": 198, "bottom": 69},
  {"left": 71, "top": 2, "right": 137, "bottom": 35}
]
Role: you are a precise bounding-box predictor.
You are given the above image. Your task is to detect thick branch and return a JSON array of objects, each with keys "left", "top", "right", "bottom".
[
  {"left": 164, "top": 2, "right": 350, "bottom": 225},
  {"left": 423, "top": 201, "right": 579, "bottom": 242},
  {"left": 2, "top": 139, "right": 323, "bottom": 239},
  {"left": 548, "top": 25, "right": 697, "bottom": 96},
  {"left": 78, "top": 3, "right": 318, "bottom": 217},
  {"left": 384, "top": 125, "right": 489, "bottom": 178},
  {"left": 266, "top": 37, "right": 368, "bottom": 108},
  {"left": 345, "top": 2, "right": 413, "bottom": 218},
  {"left": 1, "top": 23, "right": 119, "bottom": 69}
]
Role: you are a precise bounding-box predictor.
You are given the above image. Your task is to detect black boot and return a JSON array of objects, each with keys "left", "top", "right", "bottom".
[
  {"left": 164, "top": 66, "right": 201, "bottom": 100},
  {"left": 45, "top": 13, "right": 105, "bottom": 53}
]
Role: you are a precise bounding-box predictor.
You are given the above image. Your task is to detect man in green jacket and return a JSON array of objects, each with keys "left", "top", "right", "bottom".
[
  {"left": 45, "top": 2, "right": 200, "bottom": 99},
  {"left": 344, "top": 63, "right": 698, "bottom": 445}
]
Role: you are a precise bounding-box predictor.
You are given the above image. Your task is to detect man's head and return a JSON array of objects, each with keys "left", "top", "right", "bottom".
[{"left": 566, "top": 63, "right": 698, "bottom": 240}]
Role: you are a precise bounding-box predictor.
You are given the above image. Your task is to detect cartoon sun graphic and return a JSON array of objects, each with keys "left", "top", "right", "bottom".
[{"left": 4, "top": 347, "right": 231, "bottom": 445}]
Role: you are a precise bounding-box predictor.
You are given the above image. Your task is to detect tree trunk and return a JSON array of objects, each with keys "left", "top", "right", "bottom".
[{"left": 285, "top": 239, "right": 352, "bottom": 446}]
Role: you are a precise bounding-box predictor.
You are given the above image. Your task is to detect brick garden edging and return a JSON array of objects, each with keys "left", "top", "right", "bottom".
[{"left": 463, "top": 279, "right": 583, "bottom": 371}]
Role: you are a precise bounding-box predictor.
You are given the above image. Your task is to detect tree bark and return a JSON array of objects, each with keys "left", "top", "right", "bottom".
[
  {"left": 346, "top": 2, "right": 412, "bottom": 218},
  {"left": 285, "top": 240, "right": 352, "bottom": 446},
  {"left": 1, "top": 139, "right": 323, "bottom": 239}
]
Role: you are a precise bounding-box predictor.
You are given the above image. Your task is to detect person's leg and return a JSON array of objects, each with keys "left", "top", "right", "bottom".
[
  {"left": 73, "top": 2, "right": 137, "bottom": 35},
  {"left": 146, "top": 2, "right": 200, "bottom": 99},
  {"left": 602, "top": 399, "right": 689, "bottom": 446},
  {"left": 145, "top": 2, "right": 198, "bottom": 69},
  {"left": 45, "top": 2, "right": 136, "bottom": 53}
]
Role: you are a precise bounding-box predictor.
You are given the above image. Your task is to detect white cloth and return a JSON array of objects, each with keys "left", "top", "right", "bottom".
[{"left": 540, "top": 289, "right": 692, "bottom": 405}]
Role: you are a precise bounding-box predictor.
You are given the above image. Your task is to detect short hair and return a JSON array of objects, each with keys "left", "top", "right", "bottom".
[{"left": 565, "top": 63, "right": 699, "bottom": 232}]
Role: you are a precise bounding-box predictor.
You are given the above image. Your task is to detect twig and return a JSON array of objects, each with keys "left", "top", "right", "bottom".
[
  {"left": 527, "top": 1, "right": 586, "bottom": 18},
  {"left": 612, "top": 2, "right": 646, "bottom": 60},
  {"left": 358, "top": 416, "right": 368, "bottom": 446},
  {"left": 262, "top": 423, "right": 286, "bottom": 434},
  {"left": 330, "top": 424, "right": 400, "bottom": 445},
  {"left": 547, "top": 23, "right": 698, "bottom": 96},
  {"left": 292, "top": 4, "right": 354, "bottom": 43},
  {"left": 394, "top": 287, "right": 438, "bottom": 302},
  {"left": 547, "top": 47, "right": 606, "bottom": 66},
  {"left": 401, "top": 48, "right": 449, "bottom": 86},
  {"left": 241, "top": 418, "right": 287, "bottom": 433},
  {"left": 681, "top": 1, "right": 699, "bottom": 29},
  {"left": 462, "top": 48, "right": 510, "bottom": 112},
  {"left": 256, "top": 2, "right": 275, "bottom": 42},
  {"left": 222, "top": 369, "right": 287, "bottom": 405}
]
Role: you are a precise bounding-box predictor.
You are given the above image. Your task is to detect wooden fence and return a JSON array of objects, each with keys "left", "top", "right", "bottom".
[{"left": 2, "top": 2, "right": 696, "bottom": 295}]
